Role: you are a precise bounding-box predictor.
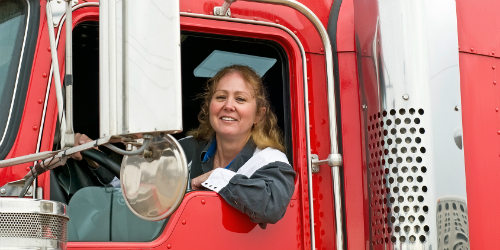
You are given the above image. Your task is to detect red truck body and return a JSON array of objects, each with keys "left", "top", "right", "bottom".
[{"left": 0, "top": 0, "right": 498, "bottom": 249}]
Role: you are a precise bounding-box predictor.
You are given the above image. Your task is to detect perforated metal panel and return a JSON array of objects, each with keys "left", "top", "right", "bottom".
[
  {"left": 0, "top": 212, "right": 68, "bottom": 241},
  {"left": 368, "top": 108, "right": 430, "bottom": 246}
]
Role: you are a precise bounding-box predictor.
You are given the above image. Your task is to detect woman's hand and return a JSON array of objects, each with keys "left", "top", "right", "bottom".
[
  {"left": 191, "top": 170, "right": 214, "bottom": 190},
  {"left": 70, "top": 133, "right": 99, "bottom": 169}
]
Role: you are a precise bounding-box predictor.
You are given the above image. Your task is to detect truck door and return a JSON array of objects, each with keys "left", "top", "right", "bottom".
[{"left": 41, "top": 5, "right": 311, "bottom": 250}]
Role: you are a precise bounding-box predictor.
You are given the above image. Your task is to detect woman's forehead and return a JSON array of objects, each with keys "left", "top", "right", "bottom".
[{"left": 215, "top": 72, "right": 256, "bottom": 94}]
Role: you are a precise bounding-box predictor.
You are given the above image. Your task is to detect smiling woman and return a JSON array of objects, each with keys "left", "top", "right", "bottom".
[{"left": 179, "top": 65, "right": 295, "bottom": 228}]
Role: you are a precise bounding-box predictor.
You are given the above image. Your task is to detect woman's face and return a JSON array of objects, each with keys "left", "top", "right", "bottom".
[{"left": 209, "top": 72, "right": 264, "bottom": 142}]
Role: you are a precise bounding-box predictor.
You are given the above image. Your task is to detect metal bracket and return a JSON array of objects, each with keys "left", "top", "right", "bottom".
[
  {"left": 213, "top": 6, "right": 231, "bottom": 17},
  {"left": 311, "top": 153, "right": 342, "bottom": 173},
  {"left": 0, "top": 183, "right": 33, "bottom": 197},
  {"left": 48, "top": 0, "right": 78, "bottom": 27}
]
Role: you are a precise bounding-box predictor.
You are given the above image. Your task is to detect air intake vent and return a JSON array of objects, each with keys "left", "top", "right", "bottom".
[
  {"left": 367, "top": 108, "right": 429, "bottom": 246},
  {"left": 0, "top": 213, "right": 67, "bottom": 240},
  {"left": 0, "top": 198, "right": 68, "bottom": 250}
]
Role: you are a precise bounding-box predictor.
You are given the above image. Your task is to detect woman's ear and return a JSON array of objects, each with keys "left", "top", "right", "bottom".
[{"left": 255, "top": 107, "right": 267, "bottom": 124}]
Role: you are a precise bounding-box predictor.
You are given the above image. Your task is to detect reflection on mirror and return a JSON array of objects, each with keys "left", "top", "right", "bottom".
[{"left": 121, "top": 135, "right": 188, "bottom": 221}]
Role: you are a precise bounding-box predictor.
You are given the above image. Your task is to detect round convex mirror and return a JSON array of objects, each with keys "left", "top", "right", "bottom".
[{"left": 121, "top": 135, "right": 188, "bottom": 221}]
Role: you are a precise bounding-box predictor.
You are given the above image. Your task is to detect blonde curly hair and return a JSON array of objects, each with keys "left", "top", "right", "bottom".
[{"left": 187, "top": 65, "right": 285, "bottom": 152}]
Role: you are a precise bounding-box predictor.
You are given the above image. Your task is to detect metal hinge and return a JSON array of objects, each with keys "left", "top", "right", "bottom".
[
  {"left": 213, "top": 6, "right": 231, "bottom": 17},
  {"left": 311, "top": 153, "right": 342, "bottom": 173}
]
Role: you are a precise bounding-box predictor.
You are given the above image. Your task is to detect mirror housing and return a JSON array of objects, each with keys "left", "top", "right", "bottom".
[{"left": 99, "top": 0, "right": 182, "bottom": 139}]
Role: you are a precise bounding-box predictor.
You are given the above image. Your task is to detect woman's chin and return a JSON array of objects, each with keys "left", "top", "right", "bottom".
[{"left": 216, "top": 130, "right": 251, "bottom": 141}]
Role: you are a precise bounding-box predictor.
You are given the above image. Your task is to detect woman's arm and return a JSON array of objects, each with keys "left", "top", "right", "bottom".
[{"left": 195, "top": 148, "right": 296, "bottom": 225}]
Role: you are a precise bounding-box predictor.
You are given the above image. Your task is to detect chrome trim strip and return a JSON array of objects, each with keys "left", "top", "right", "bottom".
[
  {"left": 0, "top": 0, "right": 31, "bottom": 147},
  {"left": 180, "top": 11, "right": 316, "bottom": 248}
]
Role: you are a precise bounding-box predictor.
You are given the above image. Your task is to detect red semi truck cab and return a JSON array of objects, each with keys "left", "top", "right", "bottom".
[{"left": 0, "top": 0, "right": 498, "bottom": 249}]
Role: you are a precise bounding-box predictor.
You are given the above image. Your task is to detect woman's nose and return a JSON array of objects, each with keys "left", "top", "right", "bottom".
[{"left": 223, "top": 99, "right": 235, "bottom": 111}]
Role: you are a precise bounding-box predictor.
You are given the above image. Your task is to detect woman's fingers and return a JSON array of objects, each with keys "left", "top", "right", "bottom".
[
  {"left": 191, "top": 170, "right": 214, "bottom": 190},
  {"left": 71, "top": 133, "right": 93, "bottom": 161}
]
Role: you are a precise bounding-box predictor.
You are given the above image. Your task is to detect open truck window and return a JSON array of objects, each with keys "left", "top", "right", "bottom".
[{"left": 58, "top": 24, "right": 292, "bottom": 242}]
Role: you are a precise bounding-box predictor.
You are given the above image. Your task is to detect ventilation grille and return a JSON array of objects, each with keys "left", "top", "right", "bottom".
[
  {"left": 0, "top": 213, "right": 68, "bottom": 242},
  {"left": 367, "top": 108, "right": 429, "bottom": 246}
]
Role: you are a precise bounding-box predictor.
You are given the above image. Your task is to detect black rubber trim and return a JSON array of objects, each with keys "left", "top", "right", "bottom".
[
  {"left": 0, "top": 0, "right": 40, "bottom": 160},
  {"left": 80, "top": 149, "right": 121, "bottom": 178},
  {"left": 65, "top": 74, "right": 73, "bottom": 86},
  {"left": 326, "top": 0, "right": 348, "bottom": 248}
]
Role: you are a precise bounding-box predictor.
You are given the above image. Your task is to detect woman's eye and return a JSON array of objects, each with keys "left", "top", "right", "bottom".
[
  {"left": 215, "top": 95, "right": 226, "bottom": 100},
  {"left": 236, "top": 97, "right": 246, "bottom": 102}
]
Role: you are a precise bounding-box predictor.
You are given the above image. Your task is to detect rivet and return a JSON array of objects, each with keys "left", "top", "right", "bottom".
[
  {"left": 306, "top": 58, "right": 310, "bottom": 63},
  {"left": 293, "top": 30, "right": 297, "bottom": 35},
  {"left": 470, "top": 47, "right": 474, "bottom": 51},
  {"left": 496, "top": 108, "right": 499, "bottom": 112},
  {"left": 454, "top": 105, "right": 459, "bottom": 111},
  {"left": 26, "top": 167, "right": 31, "bottom": 171},
  {"left": 182, "top": 220, "right": 186, "bottom": 225},
  {"left": 362, "top": 104, "right": 368, "bottom": 110},
  {"left": 38, "top": 99, "right": 43, "bottom": 104},
  {"left": 402, "top": 94, "right": 409, "bottom": 100},
  {"left": 320, "top": 48, "right": 324, "bottom": 52},
  {"left": 187, "top": 9, "right": 191, "bottom": 13},
  {"left": 309, "top": 125, "right": 312, "bottom": 129},
  {"left": 167, "top": 244, "right": 171, "bottom": 249},
  {"left": 0, "top": 189, "right": 5, "bottom": 194},
  {"left": 47, "top": 47, "right": 51, "bottom": 52},
  {"left": 254, "top": 17, "right": 258, "bottom": 20},
  {"left": 492, "top": 51, "right": 495, "bottom": 55},
  {"left": 498, "top": 131, "right": 500, "bottom": 135},
  {"left": 209, "top": 11, "right": 213, "bottom": 15},
  {"left": 32, "top": 126, "right": 38, "bottom": 131},
  {"left": 493, "top": 66, "right": 496, "bottom": 70},
  {"left": 308, "top": 101, "right": 312, "bottom": 105},
  {"left": 275, "top": 19, "right": 279, "bottom": 24},
  {"left": 458, "top": 45, "right": 460, "bottom": 50},
  {"left": 201, "top": 200, "right": 205, "bottom": 205},
  {"left": 494, "top": 81, "right": 497, "bottom": 85},
  {"left": 42, "top": 73, "right": 47, "bottom": 78},
  {"left": 290, "top": 203, "right": 294, "bottom": 207},
  {"left": 307, "top": 77, "right": 310, "bottom": 81}
]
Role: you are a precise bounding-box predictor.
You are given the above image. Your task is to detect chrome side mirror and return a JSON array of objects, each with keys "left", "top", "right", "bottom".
[{"left": 120, "top": 135, "right": 188, "bottom": 221}]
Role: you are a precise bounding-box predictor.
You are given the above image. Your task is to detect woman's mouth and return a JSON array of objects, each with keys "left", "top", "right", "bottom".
[{"left": 221, "top": 117, "right": 237, "bottom": 121}]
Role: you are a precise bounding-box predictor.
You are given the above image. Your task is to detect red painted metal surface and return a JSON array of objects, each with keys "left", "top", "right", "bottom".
[
  {"left": 459, "top": 52, "right": 500, "bottom": 249},
  {"left": 337, "top": 52, "right": 370, "bottom": 249},
  {"left": 456, "top": 0, "right": 500, "bottom": 248},
  {"left": 336, "top": 0, "right": 355, "bottom": 52},
  {"left": 307, "top": 53, "right": 336, "bottom": 250},
  {"left": 456, "top": 0, "right": 500, "bottom": 58},
  {"left": 179, "top": 1, "right": 326, "bottom": 54}
]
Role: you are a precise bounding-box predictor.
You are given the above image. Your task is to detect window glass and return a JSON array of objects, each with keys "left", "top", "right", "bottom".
[
  {"left": 68, "top": 187, "right": 166, "bottom": 242},
  {"left": 0, "top": 0, "right": 27, "bottom": 137}
]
